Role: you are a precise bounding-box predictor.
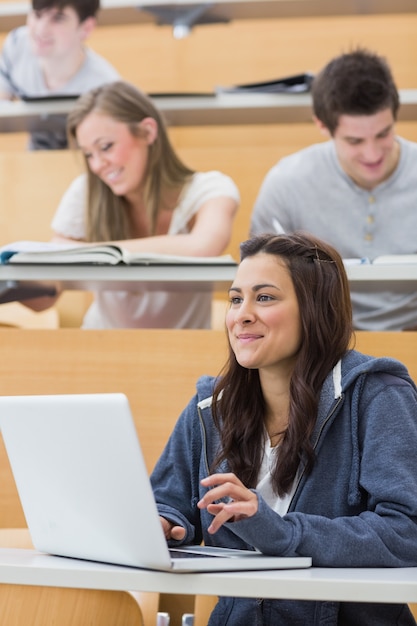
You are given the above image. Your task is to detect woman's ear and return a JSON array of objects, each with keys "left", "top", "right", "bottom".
[{"left": 138, "top": 117, "right": 158, "bottom": 145}]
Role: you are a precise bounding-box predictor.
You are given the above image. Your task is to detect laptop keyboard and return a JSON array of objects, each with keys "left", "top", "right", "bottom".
[{"left": 169, "top": 548, "right": 223, "bottom": 559}]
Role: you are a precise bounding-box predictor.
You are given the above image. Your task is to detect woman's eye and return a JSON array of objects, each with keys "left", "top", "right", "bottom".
[
  {"left": 229, "top": 296, "right": 242, "bottom": 305},
  {"left": 258, "top": 294, "right": 273, "bottom": 302},
  {"left": 101, "top": 143, "right": 113, "bottom": 152}
]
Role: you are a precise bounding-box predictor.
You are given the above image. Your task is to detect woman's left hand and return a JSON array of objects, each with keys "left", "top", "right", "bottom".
[{"left": 197, "top": 472, "right": 258, "bottom": 534}]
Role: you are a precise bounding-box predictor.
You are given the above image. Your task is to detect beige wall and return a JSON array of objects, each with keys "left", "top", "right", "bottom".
[{"left": 91, "top": 14, "right": 417, "bottom": 92}]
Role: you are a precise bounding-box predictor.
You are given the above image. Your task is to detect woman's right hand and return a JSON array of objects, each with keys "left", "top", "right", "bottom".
[{"left": 160, "top": 516, "right": 186, "bottom": 541}]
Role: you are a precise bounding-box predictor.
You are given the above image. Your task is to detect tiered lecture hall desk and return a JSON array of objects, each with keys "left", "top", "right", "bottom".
[
  {"left": 0, "top": 261, "right": 417, "bottom": 300},
  {"left": 1, "top": 2, "right": 417, "bottom": 131},
  {"left": 0, "top": 89, "right": 417, "bottom": 132}
]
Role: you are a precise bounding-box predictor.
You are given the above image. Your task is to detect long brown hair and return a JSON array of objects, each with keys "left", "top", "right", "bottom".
[
  {"left": 212, "top": 232, "right": 353, "bottom": 496},
  {"left": 67, "top": 81, "right": 194, "bottom": 242}
]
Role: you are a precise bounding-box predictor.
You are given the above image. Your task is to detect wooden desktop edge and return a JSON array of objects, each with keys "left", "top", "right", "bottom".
[
  {"left": 0, "top": 264, "right": 237, "bottom": 294},
  {"left": 1, "top": 91, "right": 417, "bottom": 130},
  {"left": 0, "top": 263, "right": 417, "bottom": 294}
]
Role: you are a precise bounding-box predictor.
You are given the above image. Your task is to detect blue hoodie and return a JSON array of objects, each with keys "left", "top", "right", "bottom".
[{"left": 151, "top": 350, "right": 417, "bottom": 625}]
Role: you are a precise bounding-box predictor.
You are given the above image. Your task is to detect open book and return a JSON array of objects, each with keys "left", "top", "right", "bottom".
[{"left": 0, "top": 241, "right": 237, "bottom": 267}]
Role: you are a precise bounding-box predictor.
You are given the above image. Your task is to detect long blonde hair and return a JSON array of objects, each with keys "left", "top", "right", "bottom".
[{"left": 67, "top": 81, "right": 195, "bottom": 241}]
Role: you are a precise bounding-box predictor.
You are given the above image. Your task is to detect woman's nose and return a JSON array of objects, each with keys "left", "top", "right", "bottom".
[
  {"left": 236, "top": 303, "right": 255, "bottom": 325},
  {"left": 89, "top": 153, "right": 106, "bottom": 174},
  {"left": 241, "top": 317, "right": 254, "bottom": 325}
]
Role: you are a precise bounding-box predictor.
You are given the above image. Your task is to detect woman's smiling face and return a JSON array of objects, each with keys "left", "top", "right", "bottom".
[
  {"left": 76, "top": 111, "right": 152, "bottom": 199},
  {"left": 226, "top": 253, "right": 301, "bottom": 376}
]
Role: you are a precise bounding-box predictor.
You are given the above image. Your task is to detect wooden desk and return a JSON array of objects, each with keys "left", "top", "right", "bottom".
[
  {"left": 1, "top": 90, "right": 417, "bottom": 131},
  {"left": 0, "top": 548, "right": 415, "bottom": 605}
]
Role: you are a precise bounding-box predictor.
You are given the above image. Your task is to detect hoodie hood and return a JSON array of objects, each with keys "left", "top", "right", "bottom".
[
  {"left": 317, "top": 348, "right": 416, "bottom": 426},
  {"left": 196, "top": 349, "right": 417, "bottom": 509},
  {"left": 197, "top": 349, "right": 416, "bottom": 435},
  {"left": 314, "top": 349, "right": 416, "bottom": 507}
]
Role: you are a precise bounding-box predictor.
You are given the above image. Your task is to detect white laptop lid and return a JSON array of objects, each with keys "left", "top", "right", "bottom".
[{"left": 0, "top": 393, "right": 311, "bottom": 572}]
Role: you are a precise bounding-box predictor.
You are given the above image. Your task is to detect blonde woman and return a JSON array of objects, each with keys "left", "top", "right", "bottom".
[{"left": 35, "top": 80, "right": 240, "bottom": 328}]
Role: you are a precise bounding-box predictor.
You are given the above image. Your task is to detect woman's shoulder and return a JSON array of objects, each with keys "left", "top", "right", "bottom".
[
  {"left": 57, "top": 174, "right": 88, "bottom": 205},
  {"left": 342, "top": 349, "right": 416, "bottom": 390},
  {"left": 195, "top": 375, "right": 220, "bottom": 406},
  {"left": 66, "top": 173, "right": 87, "bottom": 191},
  {"left": 51, "top": 174, "right": 88, "bottom": 238},
  {"left": 189, "top": 171, "right": 240, "bottom": 199},
  {"left": 191, "top": 170, "right": 237, "bottom": 185}
]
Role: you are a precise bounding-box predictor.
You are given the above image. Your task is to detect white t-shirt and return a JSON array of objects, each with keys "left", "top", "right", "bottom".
[
  {"left": 52, "top": 171, "right": 240, "bottom": 329},
  {"left": 257, "top": 439, "right": 296, "bottom": 516}
]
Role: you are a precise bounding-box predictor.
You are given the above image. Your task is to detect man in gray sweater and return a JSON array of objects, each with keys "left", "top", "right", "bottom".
[{"left": 250, "top": 49, "right": 417, "bottom": 331}]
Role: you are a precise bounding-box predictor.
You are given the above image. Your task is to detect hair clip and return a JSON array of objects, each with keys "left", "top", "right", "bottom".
[{"left": 314, "top": 246, "right": 335, "bottom": 264}]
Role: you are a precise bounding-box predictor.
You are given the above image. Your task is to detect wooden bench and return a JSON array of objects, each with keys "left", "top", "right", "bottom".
[{"left": 0, "top": 579, "right": 146, "bottom": 626}]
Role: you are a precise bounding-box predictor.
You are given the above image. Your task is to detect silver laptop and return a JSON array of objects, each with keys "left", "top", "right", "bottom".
[{"left": 0, "top": 393, "right": 312, "bottom": 573}]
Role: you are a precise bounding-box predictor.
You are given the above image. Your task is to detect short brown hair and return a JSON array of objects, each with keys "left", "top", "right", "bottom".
[
  {"left": 312, "top": 48, "right": 400, "bottom": 135},
  {"left": 32, "top": 0, "right": 100, "bottom": 22}
]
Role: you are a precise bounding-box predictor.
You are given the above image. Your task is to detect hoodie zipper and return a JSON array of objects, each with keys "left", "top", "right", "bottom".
[{"left": 287, "top": 395, "right": 344, "bottom": 510}]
